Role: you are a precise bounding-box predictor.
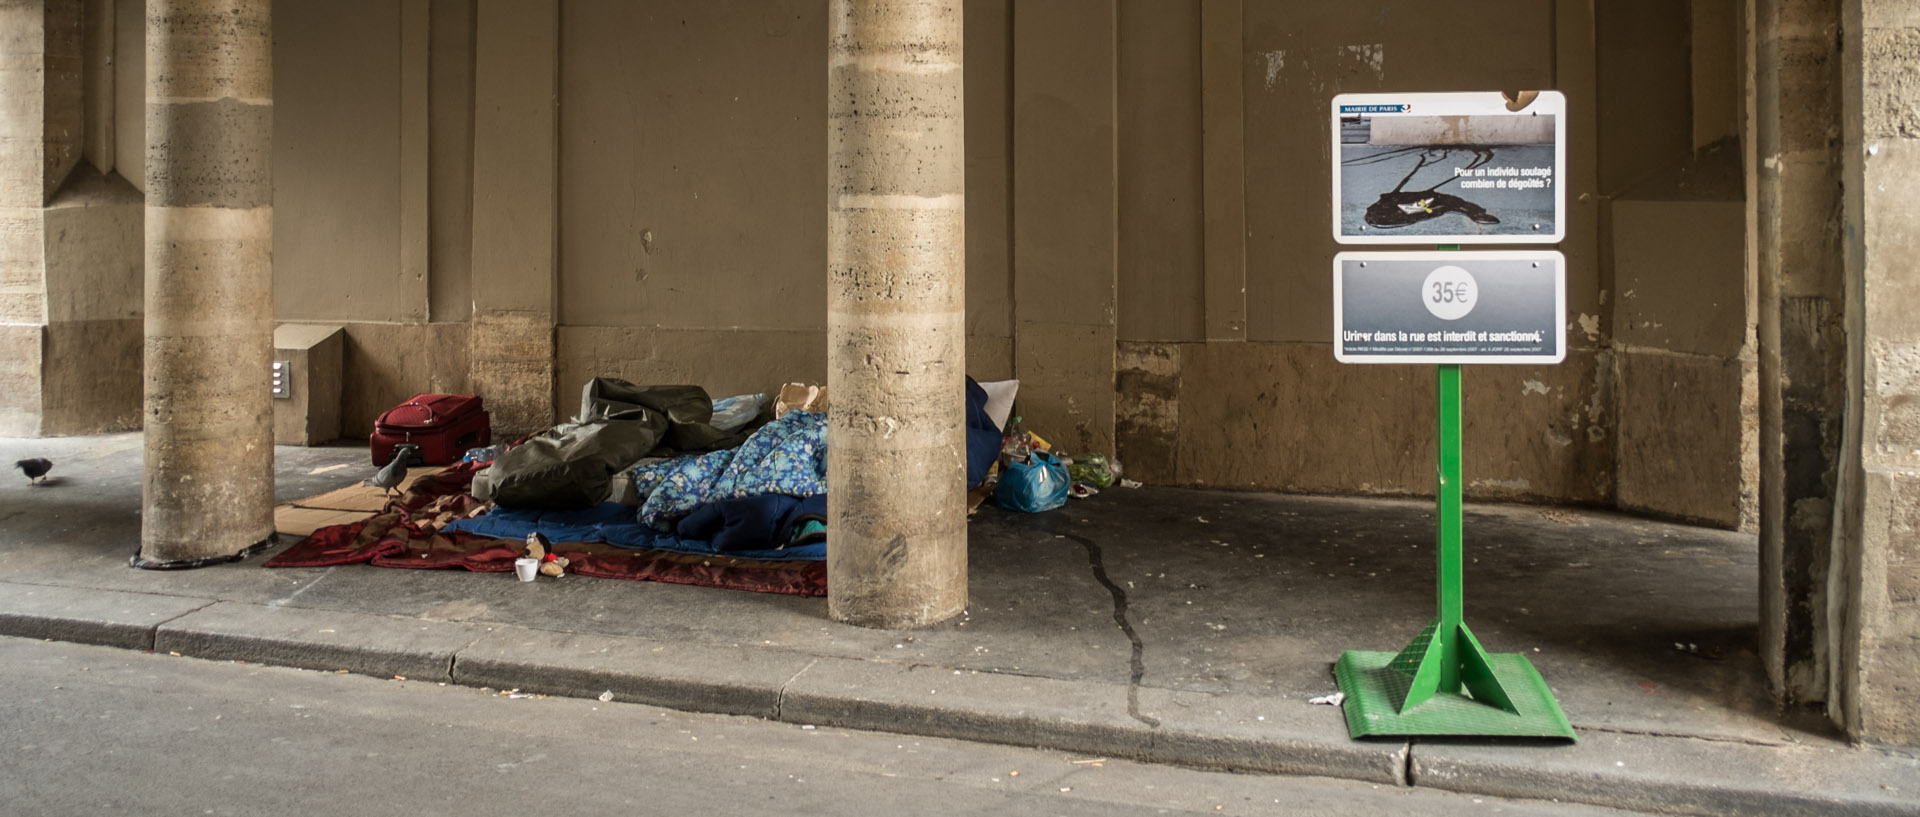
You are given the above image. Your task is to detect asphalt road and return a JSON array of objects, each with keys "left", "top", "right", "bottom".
[{"left": 0, "top": 637, "right": 1659, "bottom": 817}]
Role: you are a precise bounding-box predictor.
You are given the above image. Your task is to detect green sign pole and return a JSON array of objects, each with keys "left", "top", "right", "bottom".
[{"left": 1331, "top": 276, "right": 1575, "bottom": 740}]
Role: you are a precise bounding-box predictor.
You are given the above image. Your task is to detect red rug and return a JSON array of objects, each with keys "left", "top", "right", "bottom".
[{"left": 265, "top": 462, "right": 827, "bottom": 597}]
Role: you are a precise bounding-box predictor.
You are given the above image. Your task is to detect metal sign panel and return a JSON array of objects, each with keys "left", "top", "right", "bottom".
[
  {"left": 1333, "top": 251, "right": 1565, "bottom": 365},
  {"left": 1332, "top": 91, "right": 1566, "bottom": 245}
]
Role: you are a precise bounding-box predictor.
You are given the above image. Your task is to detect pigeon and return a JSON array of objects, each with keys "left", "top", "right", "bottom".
[
  {"left": 16, "top": 458, "right": 52, "bottom": 485},
  {"left": 364, "top": 444, "right": 420, "bottom": 499}
]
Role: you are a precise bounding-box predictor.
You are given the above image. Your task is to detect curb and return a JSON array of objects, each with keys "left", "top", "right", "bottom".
[
  {"left": 451, "top": 627, "right": 806, "bottom": 719},
  {"left": 153, "top": 602, "right": 492, "bottom": 682},
  {"left": 1413, "top": 732, "right": 1920, "bottom": 817},
  {"left": 0, "top": 583, "right": 214, "bottom": 650},
  {"left": 3, "top": 584, "right": 1916, "bottom": 817}
]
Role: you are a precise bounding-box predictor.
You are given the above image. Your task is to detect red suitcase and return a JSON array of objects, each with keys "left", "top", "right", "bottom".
[{"left": 370, "top": 393, "right": 491, "bottom": 466}]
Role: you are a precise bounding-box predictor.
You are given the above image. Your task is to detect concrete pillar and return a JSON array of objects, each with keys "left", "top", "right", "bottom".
[
  {"left": 825, "top": 0, "right": 968, "bottom": 628},
  {"left": 468, "top": 0, "right": 556, "bottom": 439},
  {"left": 135, "top": 0, "right": 275, "bottom": 568},
  {"left": 1833, "top": 0, "right": 1920, "bottom": 747},
  {"left": 1752, "top": 0, "right": 1847, "bottom": 706}
]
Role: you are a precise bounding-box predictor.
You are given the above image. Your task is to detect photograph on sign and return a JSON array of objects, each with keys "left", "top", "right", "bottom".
[
  {"left": 1331, "top": 91, "right": 1566, "bottom": 245},
  {"left": 1333, "top": 251, "right": 1565, "bottom": 365}
]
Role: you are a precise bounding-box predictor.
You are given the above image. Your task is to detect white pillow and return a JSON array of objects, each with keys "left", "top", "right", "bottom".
[{"left": 976, "top": 379, "right": 1019, "bottom": 431}]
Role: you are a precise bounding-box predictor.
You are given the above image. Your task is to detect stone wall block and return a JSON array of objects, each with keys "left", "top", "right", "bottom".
[
  {"left": 1860, "top": 142, "right": 1920, "bottom": 334},
  {"left": 41, "top": 0, "right": 82, "bottom": 201},
  {"left": 1869, "top": 339, "right": 1920, "bottom": 469},
  {"left": 42, "top": 168, "right": 142, "bottom": 324},
  {"left": 0, "top": 207, "right": 44, "bottom": 323},
  {"left": 0, "top": 59, "right": 46, "bottom": 209},
  {"left": 1861, "top": 27, "right": 1920, "bottom": 140},
  {"left": 1854, "top": 469, "right": 1920, "bottom": 745},
  {"left": 827, "top": 321, "right": 964, "bottom": 434},
  {"left": 469, "top": 313, "right": 555, "bottom": 438},
  {"left": 828, "top": 69, "right": 966, "bottom": 195},
  {"left": 1115, "top": 341, "right": 1182, "bottom": 484},
  {"left": 144, "top": 99, "right": 271, "bottom": 208},
  {"left": 145, "top": 0, "right": 272, "bottom": 102},
  {"left": 41, "top": 318, "right": 141, "bottom": 434},
  {"left": 827, "top": 207, "right": 965, "bottom": 314},
  {"left": 825, "top": 440, "right": 969, "bottom": 625},
  {"left": 1176, "top": 343, "right": 1610, "bottom": 503},
  {"left": 142, "top": 206, "right": 270, "bottom": 336},
  {"left": 1616, "top": 350, "right": 1748, "bottom": 527},
  {"left": 0, "top": 323, "right": 44, "bottom": 436}
]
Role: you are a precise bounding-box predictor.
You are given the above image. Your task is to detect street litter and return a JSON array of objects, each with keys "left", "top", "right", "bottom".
[{"left": 1309, "top": 692, "right": 1346, "bottom": 706}]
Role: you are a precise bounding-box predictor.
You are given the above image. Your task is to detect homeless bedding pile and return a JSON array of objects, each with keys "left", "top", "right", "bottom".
[{"left": 442, "top": 377, "right": 1003, "bottom": 561}]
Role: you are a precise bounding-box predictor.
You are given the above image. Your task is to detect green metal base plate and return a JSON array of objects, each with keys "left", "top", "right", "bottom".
[{"left": 1334, "top": 649, "right": 1576, "bottom": 740}]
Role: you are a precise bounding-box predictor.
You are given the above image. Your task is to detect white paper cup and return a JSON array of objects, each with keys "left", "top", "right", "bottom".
[{"left": 514, "top": 557, "right": 539, "bottom": 582}]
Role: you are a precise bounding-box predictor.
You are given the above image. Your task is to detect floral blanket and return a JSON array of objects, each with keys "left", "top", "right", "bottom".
[{"left": 631, "top": 409, "right": 827, "bottom": 530}]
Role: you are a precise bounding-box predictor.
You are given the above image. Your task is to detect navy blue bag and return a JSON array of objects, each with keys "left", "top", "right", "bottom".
[{"left": 964, "top": 377, "right": 999, "bottom": 488}]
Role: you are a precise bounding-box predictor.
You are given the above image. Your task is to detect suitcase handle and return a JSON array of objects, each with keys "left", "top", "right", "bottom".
[{"left": 392, "top": 401, "right": 438, "bottom": 426}]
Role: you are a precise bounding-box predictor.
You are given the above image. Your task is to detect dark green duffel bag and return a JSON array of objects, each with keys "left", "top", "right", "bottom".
[{"left": 488, "top": 379, "right": 753, "bottom": 510}]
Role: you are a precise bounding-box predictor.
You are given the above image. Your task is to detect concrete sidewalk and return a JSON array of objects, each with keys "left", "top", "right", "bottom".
[{"left": 1, "top": 433, "right": 1915, "bottom": 816}]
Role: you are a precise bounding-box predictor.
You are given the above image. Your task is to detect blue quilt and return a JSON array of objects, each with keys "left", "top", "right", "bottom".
[{"left": 631, "top": 409, "right": 828, "bottom": 530}]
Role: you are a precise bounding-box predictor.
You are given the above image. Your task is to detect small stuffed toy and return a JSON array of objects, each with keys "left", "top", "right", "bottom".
[{"left": 524, "top": 532, "right": 570, "bottom": 578}]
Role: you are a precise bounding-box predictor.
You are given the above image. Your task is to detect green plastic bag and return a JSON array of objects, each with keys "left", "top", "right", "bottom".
[{"left": 1068, "top": 453, "right": 1116, "bottom": 488}]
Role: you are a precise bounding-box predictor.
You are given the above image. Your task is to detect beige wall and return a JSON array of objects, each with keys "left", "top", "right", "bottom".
[
  {"left": 235, "top": 1, "right": 1750, "bottom": 516},
  {"left": 427, "top": 0, "right": 474, "bottom": 323},
  {"left": 1117, "top": 0, "right": 1204, "bottom": 343},
  {"left": 1602, "top": 0, "right": 1756, "bottom": 528},
  {"left": 1109, "top": 2, "right": 1619, "bottom": 504},
  {"left": 273, "top": 0, "right": 409, "bottom": 323},
  {"left": 558, "top": 0, "right": 825, "bottom": 332},
  {"left": 1242, "top": 1, "right": 1561, "bottom": 346},
  {"left": 550, "top": 0, "right": 1014, "bottom": 402}
]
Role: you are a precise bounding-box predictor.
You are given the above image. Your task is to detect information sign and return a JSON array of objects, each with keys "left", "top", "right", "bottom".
[
  {"left": 1332, "top": 91, "right": 1566, "bottom": 245},
  {"left": 1333, "top": 251, "right": 1564, "bottom": 365}
]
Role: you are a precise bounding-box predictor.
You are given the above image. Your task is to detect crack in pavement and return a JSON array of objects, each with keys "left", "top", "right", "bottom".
[{"left": 1062, "top": 532, "right": 1160, "bottom": 728}]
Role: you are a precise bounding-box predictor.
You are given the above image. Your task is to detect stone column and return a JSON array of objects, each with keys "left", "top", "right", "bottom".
[
  {"left": 1752, "top": 0, "right": 1847, "bottom": 706},
  {"left": 135, "top": 0, "right": 275, "bottom": 568},
  {"left": 1833, "top": 0, "right": 1920, "bottom": 747},
  {"left": 826, "top": 0, "right": 968, "bottom": 628}
]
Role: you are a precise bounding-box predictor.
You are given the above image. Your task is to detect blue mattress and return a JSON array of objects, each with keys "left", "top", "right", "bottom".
[{"left": 442, "top": 501, "right": 826, "bottom": 562}]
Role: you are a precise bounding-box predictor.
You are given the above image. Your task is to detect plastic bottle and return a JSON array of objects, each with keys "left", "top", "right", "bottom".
[{"left": 999, "top": 415, "right": 1030, "bottom": 469}]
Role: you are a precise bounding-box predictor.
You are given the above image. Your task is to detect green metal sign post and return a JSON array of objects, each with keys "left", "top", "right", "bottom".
[{"left": 1330, "top": 365, "right": 1575, "bottom": 740}]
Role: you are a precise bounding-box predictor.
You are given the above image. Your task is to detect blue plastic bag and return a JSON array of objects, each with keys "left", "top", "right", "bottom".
[{"left": 994, "top": 450, "right": 1069, "bottom": 513}]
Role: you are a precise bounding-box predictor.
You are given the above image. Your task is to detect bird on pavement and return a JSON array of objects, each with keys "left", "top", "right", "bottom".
[
  {"left": 364, "top": 445, "right": 420, "bottom": 499},
  {"left": 16, "top": 458, "right": 52, "bottom": 485}
]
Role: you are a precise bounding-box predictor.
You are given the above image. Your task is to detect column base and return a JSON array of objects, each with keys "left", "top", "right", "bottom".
[{"left": 129, "top": 534, "right": 278, "bottom": 571}]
